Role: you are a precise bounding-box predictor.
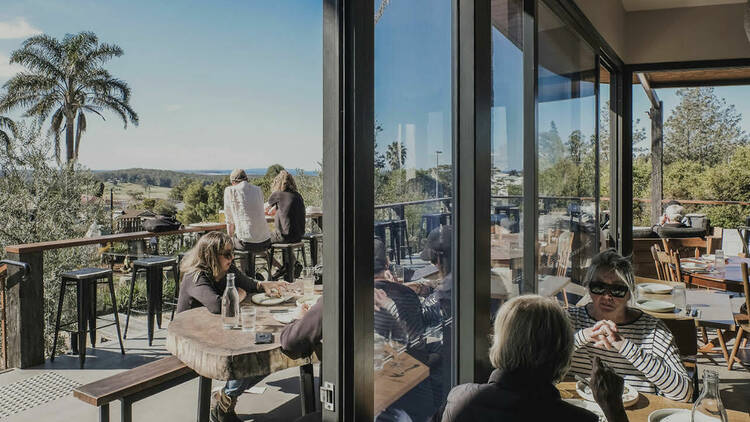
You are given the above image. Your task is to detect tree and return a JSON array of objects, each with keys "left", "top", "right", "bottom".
[
  {"left": 386, "top": 141, "right": 407, "bottom": 170},
  {"left": 0, "top": 32, "right": 139, "bottom": 163},
  {"left": 0, "top": 114, "right": 18, "bottom": 151},
  {"left": 265, "top": 164, "right": 285, "bottom": 179},
  {"left": 664, "top": 87, "right": 748, "bottom": 166}
]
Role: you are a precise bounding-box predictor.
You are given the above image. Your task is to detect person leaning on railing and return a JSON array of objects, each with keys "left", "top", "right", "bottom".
[
  {"left": 436, "top": 295, "right": 629, "bottom": 422},
  {"left": 175, "top": 231, "right": 286, "bottom": 422},
  {"left": 567, "top": 249, "right": 692, "bottom": 402}
]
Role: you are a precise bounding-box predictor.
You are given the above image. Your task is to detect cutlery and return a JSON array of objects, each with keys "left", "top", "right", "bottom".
[{"left": 574, "top": 374, "right": 590, "bottom": 388}]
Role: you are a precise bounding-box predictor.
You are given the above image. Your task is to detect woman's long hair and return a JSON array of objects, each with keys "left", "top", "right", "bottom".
[
  {"left": 180, "top": 231, "right": 233, "bottom": 281},
  {"left": 271, "top": 169, "right": 298, "bottom": 193}
]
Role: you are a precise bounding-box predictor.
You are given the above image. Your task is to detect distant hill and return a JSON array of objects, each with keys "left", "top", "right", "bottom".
[{"left": 93, "top": 168, "right": 224, "bottom": 188}]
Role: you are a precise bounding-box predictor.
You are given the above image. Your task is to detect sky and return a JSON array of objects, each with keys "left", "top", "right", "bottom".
[{"left": 0, "top": 1, "right": 322, "bottom": 171}]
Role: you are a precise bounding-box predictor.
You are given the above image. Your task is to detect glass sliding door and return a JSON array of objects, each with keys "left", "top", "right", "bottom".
[
  {"left": 490, "top": 0, "right": 524, "bottom": 310},
  {"left": 599, "top": 64, "right": 612, "bottom": 251},
  {"left": 373, "top": 0, "right": 454, "bottom": 419},
  {"left": 536, "top": 1, "right": 598, "bottom": 298}
]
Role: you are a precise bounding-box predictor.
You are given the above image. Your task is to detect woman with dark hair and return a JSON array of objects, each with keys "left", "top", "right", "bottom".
[{"left": 265, "top": 169, "right": 306, "bottom": 278}]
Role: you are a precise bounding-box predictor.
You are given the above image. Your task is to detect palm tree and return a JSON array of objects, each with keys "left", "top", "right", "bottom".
[
  {"left": 386, "top": 141, "right": 407, "bottom": 170},
  {"left": 0, "top": 114, "right": 18, "bottom": 151},
  {"left": 0, "top": 31, "right": 138, "bottom": 163}
]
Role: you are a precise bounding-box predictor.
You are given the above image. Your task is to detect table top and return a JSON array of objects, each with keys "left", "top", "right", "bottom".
[
  {"left": 680, "top": 257, "right": 750, "bottom": 293},
  {"left": 167, "top": 291, "right": 318, "bottom": 380},
  {"left": 557, "top": 381, "right": 749, "bottom": 421},
  {"left": 491, "top": 273, "right": 570, "bottom": 300},
  {"left": 638, "top": 289, "right": 736, "bottom": 327},
  {"left": 490, "top": 235, "right": 524, "bottom": 265},
  {"left": 374, "top": 352, "right": 429, "bottom": 415}
]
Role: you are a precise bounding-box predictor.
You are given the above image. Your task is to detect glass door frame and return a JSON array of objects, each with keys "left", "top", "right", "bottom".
[{"left": 322, "top": 0, "right": 627, "bottom": 420}]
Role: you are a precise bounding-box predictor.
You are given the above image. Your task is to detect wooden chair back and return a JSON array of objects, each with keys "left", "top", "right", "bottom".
[
  {"left": 650, "top": 244, "right": 668, "bottom": 281},
  {"left": 653, "top": 248, "right": 679, "bottom": 282},
  {"left": 661, "top": 237, "right": 711, "bottom": 259},
  {"left": 661, "top": 318, "right": 698, "bottom": 358}
]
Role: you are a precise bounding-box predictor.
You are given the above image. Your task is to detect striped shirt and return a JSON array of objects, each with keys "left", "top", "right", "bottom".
[{"left": 567, "top": 306, "right": 692, "bottom": 402}]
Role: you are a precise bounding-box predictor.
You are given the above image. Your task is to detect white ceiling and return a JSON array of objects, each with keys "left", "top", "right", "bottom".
[{"left": 621, "top": 0, "right": 745, "bottom": 11}]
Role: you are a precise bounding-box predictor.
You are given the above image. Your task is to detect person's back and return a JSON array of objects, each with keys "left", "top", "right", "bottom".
[
  {"left": 440, "top": 369, "right": 597, "bottom": 422},
  {"left": 268, "top": 189, "right": 306, "bottom": 243},
  {"left": 224, "top": 181, "right": 271, "bottom": 243}
]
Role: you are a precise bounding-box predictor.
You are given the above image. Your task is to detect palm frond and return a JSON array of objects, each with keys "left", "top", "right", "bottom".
[
  {"left": 25, "top": 92, "right": 62, "bottom": 121},
  {"left": 48, "top": 108, "right": 64, "bottom": 163},
  {"left": 21, "top": 34, "right": 63, "bottom": 63},
  {"left": 93, "top": 96, "right": 139, "bottom": 127},
  {"left": 9, "top": 48, "right": 64, "bottom": 79},
  {"left": 0, "top": 116, "right": 18, "bottom": 137},
  {"left": 85, "top": 43, "right": 124, "bottom": 66}
]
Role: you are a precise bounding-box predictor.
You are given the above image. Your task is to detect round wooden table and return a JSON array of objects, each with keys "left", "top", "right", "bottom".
[
  {"left": 681, "top": 256, "right": 750, "bottom": 293},
  {"left": 557, "top": 381, "right": 749, "bottom": 421},
  {"left": 167, "top": 295, "right": 318, "bottom": 421}
]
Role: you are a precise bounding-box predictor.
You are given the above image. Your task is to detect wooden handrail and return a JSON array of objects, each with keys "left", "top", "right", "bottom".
[
  {"left": 1, "top": 264, "right": 6, "bottom": 369},
  {"left": 4, "top": 223, "right": 226, "bottom": 255}
]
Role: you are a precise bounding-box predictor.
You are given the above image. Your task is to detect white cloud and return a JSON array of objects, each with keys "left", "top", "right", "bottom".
[
  {"left": 165, "top": 104, "right": 183, "bottom": 112},
  {"left": 0, "top": 18, "right": 42, "bottom": 39},
  {"left": 0, "top": 53, "right": 23, "bottom": 78}
]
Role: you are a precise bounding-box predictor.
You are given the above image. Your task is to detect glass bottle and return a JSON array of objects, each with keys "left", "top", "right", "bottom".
[
  {"left": 691, "top": 370, "right": 728, "bottom": 422},
  {"left": 222, "top": 273, "right": 240, "bottom": 329}
]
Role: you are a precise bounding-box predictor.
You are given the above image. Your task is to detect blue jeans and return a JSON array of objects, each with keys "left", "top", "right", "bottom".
[{"left": 224, "top": 378, "right": 255, "bottom": 398}]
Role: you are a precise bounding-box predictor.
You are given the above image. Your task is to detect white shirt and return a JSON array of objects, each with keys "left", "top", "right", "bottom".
[{"left": 223, "top": 181, "right": 271, "bottom": 243}]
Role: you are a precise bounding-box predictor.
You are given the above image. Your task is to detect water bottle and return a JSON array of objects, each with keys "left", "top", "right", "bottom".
[
  {"left": 691, "top": 369, "right": 728, "bottom": 421},
  {"left": 222, "top": 273, "right": 240, "bottom": 329}
]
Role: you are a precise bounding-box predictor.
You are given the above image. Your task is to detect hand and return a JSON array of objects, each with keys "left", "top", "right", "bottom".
[
  {"left": 260, "top": 281, "right": 287, "bottom": 298},
  {"left": 404, "top": 281, "right": 423, "bottom": 295},
  {"left": 236, "top": 287, "right": 247, "bottom": 303},
  {"left": 591, "top": 321, "right": 624, "bottom": 351},
  {"left": 374, "top": 288, "right": 394, "bottom": 311},
  {"left": 582, "top": 320, "right": 611, "bottom": 343},
  {"left": 590, "top": 357, "right": 628, "bottom": 422}
]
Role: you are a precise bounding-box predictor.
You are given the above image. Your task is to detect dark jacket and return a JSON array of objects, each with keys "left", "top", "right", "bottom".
[
  {"left": 438, "top": 369, "right": 598, "bottom": 422},
  {"left": 176, "top": 264, "right": 258, "bottom": 314},
  {"left": 268, "top": 190, "right": 306, "bottom": 243},
  {"left": 280, "top": 297, "right": 323, "bottom": 360}
]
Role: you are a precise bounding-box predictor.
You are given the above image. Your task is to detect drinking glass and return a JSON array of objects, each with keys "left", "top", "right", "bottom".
[
  {"left": 672, "top": 284, "right": 687, "bottom": 315},
  {"left": 715, "top": 250, "right": 725, "bottom": 272},
  {"left": 302, "top": 267, "right": 315, "bottom": 296},
  {"left": 241, "top": 306, "right": 256, "bottom": 333}
]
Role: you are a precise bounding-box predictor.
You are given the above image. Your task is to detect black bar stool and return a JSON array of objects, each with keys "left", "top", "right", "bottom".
[
  {"left": 51, "top": 268, "right": 125, "bottom": 368},
  {"left": 301, "top": 233, "right": 323, "bottom": 267},
  {"left": 123, "top": 256, "right": 178, "bottom": 346},
  {"left": 269, "top": 242, "right": 305, "bottom": 282},
  {"left": 234, "top": 248, "right": 273, "bottom": 280}
]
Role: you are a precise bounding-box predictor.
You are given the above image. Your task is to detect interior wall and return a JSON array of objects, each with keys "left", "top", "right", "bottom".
[
  {"left": 625, "top": 3, "right": 750, "bottom": 64},
  {"left": 573, "top": 0, "right": 627, "bottom": 59}
]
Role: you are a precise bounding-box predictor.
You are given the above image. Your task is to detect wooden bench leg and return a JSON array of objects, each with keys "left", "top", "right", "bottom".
[
  {"left": 197, "top": 376, "right": 211, "bottom": 422},
  {"left": 99, "top": 403, "right": 109, "bottom": 422},
  {"left": 299, "top": 363, "right": 316, "bottom": 415},
  {"left": 120, "top": 398, "right": 132, "bottom": 422}
]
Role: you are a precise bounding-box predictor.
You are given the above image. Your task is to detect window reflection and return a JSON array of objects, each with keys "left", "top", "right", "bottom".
[{"left": 373, "top": 0, "right": 453, "bottom": 419}]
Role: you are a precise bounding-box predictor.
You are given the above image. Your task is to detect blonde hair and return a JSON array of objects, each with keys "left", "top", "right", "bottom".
[
  {"left": 489, "top": 295, "right": 573, "bottom": 383},
  {"left": 271, "top": 169, "right": 298, "bottom": 193},
  {"left": 180, "top": 231, "right": 233, "bottom": 281}
]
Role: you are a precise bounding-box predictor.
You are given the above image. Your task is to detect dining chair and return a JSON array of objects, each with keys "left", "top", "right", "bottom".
[
  {"left": 555, "top": 231, "right": 574, "bottom": 307},
  {"left": 661, "top": 237, "right": 708, "bottom": 260},
  {"left": 651, "top": 244, "right": 672, "bottom": 281},
  {"left": 727, "top": 262, "right": 750, "bottom": 370},
  {"left": 660, "top": 317, "right": 699, "bottom": 400}
]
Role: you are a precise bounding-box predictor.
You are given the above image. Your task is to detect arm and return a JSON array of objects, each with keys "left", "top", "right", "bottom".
[
  {"left": 224, "top": 188, "right": 235, "bottom": 236},
  {"left": 617, "top": 322, "right": 692, "bottom": 401},
  {"left": 189, "top": 273, "right": 223, "bottom": 314},
  {"left": 280, "top": 299, "right": 323, "bottom": 359},
  {"left": 230, "top": 264, "right": 259, "bottom": 293}
]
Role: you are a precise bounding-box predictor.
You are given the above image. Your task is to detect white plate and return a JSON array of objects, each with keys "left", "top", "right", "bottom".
[
  {"left": 576, "top": 381, "right": 640, "bottom": 407},
  {"left": 648, "top": 408, "right": 690, "bottom": 422},
  {"left": 273, "top": 312, "right": 296, "bottom": 324},
  {"left": 296, "top": 295, "right": 321, "bottom": 308},
  {"left": 563, "top": 399, "right": 606, "bottom": 421},
  {"left": 251, "top": 293, "right": 293, "bottom": 306},
  {"left": 639, "top": 283, "right": 674, "bottom": 294},
  {"left": 637, "top": 299, "right": 676, "bottom": 313},
  {"left": 188, "top": 222, "right": 221, "bottom": 227},
  {"left": 700, "top": 254, "right": 715, "bottom": 262},
  {"left": 680, "top": 262, "right": 707, "bottom": 270}
]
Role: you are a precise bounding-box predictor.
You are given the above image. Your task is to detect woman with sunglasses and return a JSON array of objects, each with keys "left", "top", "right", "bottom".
[
  {"left": 176, "top": 231, "right": 287, "bottom": 422},
  {"left": 567, "top": 249, "right": 692, "bottom": 402}
]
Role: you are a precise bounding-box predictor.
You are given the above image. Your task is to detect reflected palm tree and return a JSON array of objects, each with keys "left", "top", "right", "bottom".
[
  {"left": 0, "top": 115, "right": 18, "bottom": 151},
  {"left": 386, "top": 141, "right": 407, "bottom": 170}
]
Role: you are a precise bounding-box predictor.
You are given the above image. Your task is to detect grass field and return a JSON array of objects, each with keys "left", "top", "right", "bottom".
[{"left": 103, "top": 182, "right": 172, "bottom": 203}]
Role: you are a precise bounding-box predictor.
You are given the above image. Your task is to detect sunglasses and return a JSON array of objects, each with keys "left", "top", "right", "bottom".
[
  {"left": 221, "top": 251, "right": 234, "bottom": 259},
  {"left": 588, "top": 281, "right": 629, "bottom": 298}
]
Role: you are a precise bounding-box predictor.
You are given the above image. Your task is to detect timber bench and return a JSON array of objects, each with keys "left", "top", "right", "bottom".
[{"left": 73, "top": 356, "right": 200, "bottom": 422}]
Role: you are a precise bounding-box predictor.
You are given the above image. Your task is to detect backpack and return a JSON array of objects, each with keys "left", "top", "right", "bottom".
[{"left": 142, "top": 215, "right": 182, "bottom": 232}]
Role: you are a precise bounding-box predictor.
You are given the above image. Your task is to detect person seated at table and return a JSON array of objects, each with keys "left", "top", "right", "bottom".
[
  {"left": 224, "top": 168, "right": 272, "bottom": 277},
  {"left": 437, "top": 295, "right": 629, "bottom": 422},
  {"left": 264, "top": 169, "right": 306, "bottom": 279},
  {"left": 567, "top": 249, "right": 692, "bottom": 402},
  {"left": 176, "top": 231, "right": 286, "bottom": 422},
  {"left": 659, "top": 203, "right": 688, "bottom": 228}
]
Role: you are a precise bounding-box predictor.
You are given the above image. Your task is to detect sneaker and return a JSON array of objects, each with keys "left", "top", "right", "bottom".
[
  {"left": 294, "top": 262, "right": 303, "bottom": 278},
  {"left": 254, "top": 272, "right": 265, "bottom": 281},
  {"left": 271, "top": 265, "right": 287, "bottom": 280},
  {"left": 210, "top": 391, "right": 242, "bottom": 422}
]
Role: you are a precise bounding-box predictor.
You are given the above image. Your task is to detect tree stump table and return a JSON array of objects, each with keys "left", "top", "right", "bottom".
[{"left": 167, "top": 302, "right": 315, "bottom": 422}]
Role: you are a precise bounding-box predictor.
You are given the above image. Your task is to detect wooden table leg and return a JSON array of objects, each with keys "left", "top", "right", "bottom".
[{"left": 197, "top": 376, "right": 211, "bottom": 422}]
